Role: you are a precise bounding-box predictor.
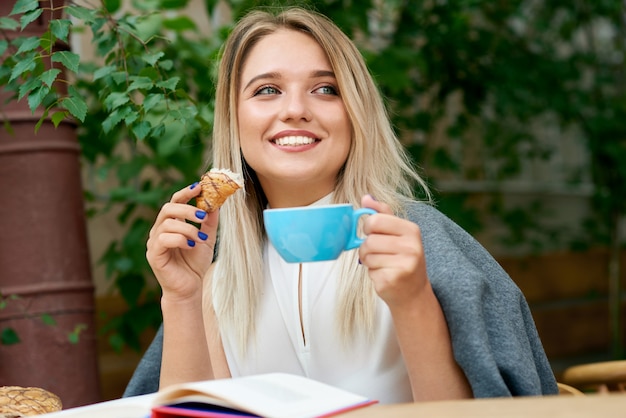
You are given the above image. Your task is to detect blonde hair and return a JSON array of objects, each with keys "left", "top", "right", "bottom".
[{"left": 208, "top": 7, "right": 430, "bottom": 352}]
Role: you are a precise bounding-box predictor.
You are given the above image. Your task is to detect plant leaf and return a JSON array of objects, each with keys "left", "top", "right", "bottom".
[
  {"left": 103, "top": 92, "right": 130, "bottom": 110},
  {"left": 163, "top": 16, "right": 196, "bottom": 31},
  {"left": 27, "top": 84, "right": 51, "bottom": 112},
  {"left": 132, "top": 121, "right": 152, "bottom": 140},
  {"left": 51, "top": 50, "right": 80, "bottom": 73},
  {"left": 66, "top": 6, "right": 97, "bottom": 24},
  {"left": 20, "top": 8, "right": 43, "bottom": 30},
  {"left": 142, "top": 93, "right": 163, "bottom": 112},
  {"left": 16, "top": 36, "right": 40, "bottom": 54},
  {"left": 10, "top": 0, "right": 39, "bottom": 15},
  {"left": 40, "top": 313, "right": 57, "bottom": 326},
  {"left": 61, "top": 86, "right": 88, "bottom": 122},
  {"left": 128, "top": 76, "right": 154, "bottom": 91},
  {"left": 103, "top": 0, "right": 122, "bottom": 14},
  {"left": 156, "top": 77, "right": 180, "bottom": 91},
  {"left": 51, "top": 111, "right": 68, "bottom": 127},
  {"left": 40, "top": 68, "right": 62, "bottom": 87},
  {"left": 34, "top": 110, "right": 47, "bottom": 134},
  {"left": 93, "top": 65, "right": 116, "bottom": 81},
  {"left": 17, "top": 76, "right": 41, "bottom": 100},
  {"left": 141, "top": 51, "right": 164, "bottom": 66},
  {"left": 102, "top": 106, "right": 132, "bottom": 132},
  {"left": 1, "top": 327, "right": 20, "bottom": 345},
  {"left": 50, "top": 19, "right": 72, "bottom": 43},
  {"left": 9, "top": 54, "right": 36, "bottom": 82},
  {"left": 0, "top": 17, "right": 19, "bottom": 31},
  {"left": 68, "top": 324, "right": 87, "bottom": 344}
]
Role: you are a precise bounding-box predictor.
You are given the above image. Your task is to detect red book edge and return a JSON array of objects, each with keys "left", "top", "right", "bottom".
[{"left": 151, "top": 399, "right": 379, "bottom": 418}]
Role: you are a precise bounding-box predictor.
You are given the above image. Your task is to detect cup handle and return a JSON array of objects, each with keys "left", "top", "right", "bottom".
[{"left": 345, "top": 208, "right": 377, "bottom": 250}]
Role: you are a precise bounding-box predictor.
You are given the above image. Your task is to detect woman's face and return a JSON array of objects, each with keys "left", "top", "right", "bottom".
[{"left": 237, "top": 29, "right": 352, "bottom": 206}]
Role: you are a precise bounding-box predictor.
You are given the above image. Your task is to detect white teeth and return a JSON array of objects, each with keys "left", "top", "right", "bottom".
[{"left": 274, "top": 136, "right": 316, "bottom": 146}]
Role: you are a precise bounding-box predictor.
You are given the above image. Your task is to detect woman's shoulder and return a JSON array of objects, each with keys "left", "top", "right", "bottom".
[{"left": 400, "top": 198, "right": 516, "bottom": 288}]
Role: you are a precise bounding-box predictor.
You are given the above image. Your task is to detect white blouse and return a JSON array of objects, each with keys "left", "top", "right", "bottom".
[{"left": 219, "top": 197, "right": 412, "bottom": 404}]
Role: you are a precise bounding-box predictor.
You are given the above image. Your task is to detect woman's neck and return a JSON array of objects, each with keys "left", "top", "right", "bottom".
[{"left": 263, "top": 184, "right": 334, "bottom": 208}]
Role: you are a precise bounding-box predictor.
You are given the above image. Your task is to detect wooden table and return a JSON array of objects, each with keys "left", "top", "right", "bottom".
[
  {"left": 342, "top": 393, "right": 626, "bottom": 417},
  {"left": 42, "top": 392, "right": 626, "bottom": 417}
]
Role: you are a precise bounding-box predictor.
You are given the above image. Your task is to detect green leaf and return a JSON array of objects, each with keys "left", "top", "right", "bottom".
[
  {"left": 123, "top": 111, "right": 138, "bottom": 126},
  {"left": 156, "top": 77, "right": 180, "bottom": 91},
  {"left": 0, "top": 40, "right": 7, "bottom": 56},
  {"left": 132, "top": 121, "right": 152, "bottom": 140},
  {"left": 1, "top": 327, "right": 20, "bottom": 345},
  {"left": 16, "top": 36, "right": 40, "bottom": 54},
  {"left": 141, "top": 51, "right": 164, "bottom": 66},
  {"left": 27, "top": 84, "right": 51, "bottom": 112},
  {"left": 103, "top": 0, "right": 122, "bottom": 14},
  {"left": 161, "top": 0, "right": 190, "bottom": 9},
  {"left": 51, "top": 111, "right": 68, "bottom": 127},
  {"left": 39, "top": 29, "right": 54, "bottom": 53},
  {"left": 93, "top": 65, "right": 116, "bottom": 81},
  {"left": 51, "top": 51, "right": 80, "bottom": 73},
  {"left": 0, "top": 17, "right": 19, "bottom": 31},
  {"left": 40, "top": 68, "right": 62, "bottom": 87},
  {"left": 34, "top": 109, "right": 48, "bottom": 134},
  {"left": 163, "top": 16, "right": 196, "bottom": 31},
  {"left": 68, "top": 324, "right": 87, "bottom": 344},
  {"left": 20, "top": 8, "right": 43, "bottom": 30},
  {"left": 103, "top": 92, "right": 130, "bottom": 111},
  {"left": 142, "top": 93, "right": 163, "bottom": 112},
  {"left": 9, "top": 54, "right": 36, "bottom": 82},
  {"left": 40, "top": 313, "right": 57, "bottom": 326},
  {"left": 66, "top": 6, "right": 97, "bottom": 24},
  {"left": 158, "top": 59, "right": 173, "bottom": 71},
  {"left": 10, "top": 0, "right": 39, "bottom": 15},
  {"left": 61, "top": 86, "right": 88, "bottom": 122},
  {"left": 50, "top": 19, "right": 72, "bottom": 42},
  {"left": 17, "top": 76, "right": 41, "bottom": 100},
  {"left": 111, "top": 71, "right": 129, "bottom": 85},
  {"left": 157, "top": 120, "right": 185, "bottom": 156},
  {"left": 128, "top": 76, "right": 154, "bottom": 91},
  {"left": 102, "top": 106, "right": 132, "bottom": 132}
]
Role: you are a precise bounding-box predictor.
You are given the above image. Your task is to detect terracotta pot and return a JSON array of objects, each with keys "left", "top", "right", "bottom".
[{"left": 0, "top": 1, "right": 101, "bottom": 408}]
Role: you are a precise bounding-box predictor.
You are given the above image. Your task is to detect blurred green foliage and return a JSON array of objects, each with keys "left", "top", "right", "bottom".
[{"left": 1, "top": 0, "right": 624, "bottom": 354}]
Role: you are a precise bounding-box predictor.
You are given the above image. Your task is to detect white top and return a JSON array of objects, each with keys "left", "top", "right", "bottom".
[{"left": 219, "top": 196, "right": 412, "bottom": 404}]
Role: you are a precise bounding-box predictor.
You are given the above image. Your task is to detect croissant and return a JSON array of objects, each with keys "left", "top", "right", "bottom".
[{"left": 196, "top": 168, "right": 243, "bottom": 212}]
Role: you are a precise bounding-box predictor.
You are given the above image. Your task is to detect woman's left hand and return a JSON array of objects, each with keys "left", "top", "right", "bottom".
[{"left": 358, "top": 194, "right": 430, "bottom": 309}]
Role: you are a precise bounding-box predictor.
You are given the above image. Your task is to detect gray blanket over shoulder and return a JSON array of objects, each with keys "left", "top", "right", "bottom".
[{"left": 124, "top": 201, "right": 558, "bottom": 398}]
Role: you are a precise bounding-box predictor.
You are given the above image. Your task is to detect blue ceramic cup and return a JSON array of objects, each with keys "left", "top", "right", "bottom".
[{"left": 263, "top": 204, "right": 377, "bottom": 263}]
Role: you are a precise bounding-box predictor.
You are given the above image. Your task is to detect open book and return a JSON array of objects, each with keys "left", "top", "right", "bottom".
[{"left": 150, "top": 373, "right": 377, "bottom": 418}]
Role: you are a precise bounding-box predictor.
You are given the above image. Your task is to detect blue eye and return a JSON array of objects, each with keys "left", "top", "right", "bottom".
[
  {"left": 316, "top": 85, "right": 338, "bottom": 95},
  {"left": 255, "top": 86, "right": 280, "bottom": 95}
]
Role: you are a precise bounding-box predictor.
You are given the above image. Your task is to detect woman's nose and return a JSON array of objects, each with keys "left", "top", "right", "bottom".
[{"left": 279, "top": 92, "right": 312, "bottom": 121}]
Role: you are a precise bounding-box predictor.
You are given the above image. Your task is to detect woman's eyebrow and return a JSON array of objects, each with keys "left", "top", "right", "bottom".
[
  {"left": 242, "top": 70, "right": 337, "bottom": 91},
  {"left": 243, "top": 72, "right": 281, "bottom": 91}
]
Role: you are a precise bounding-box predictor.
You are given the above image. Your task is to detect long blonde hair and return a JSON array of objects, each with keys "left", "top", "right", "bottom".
[{"left": 208, "top": 7, "right": 430, "bottom": 352}]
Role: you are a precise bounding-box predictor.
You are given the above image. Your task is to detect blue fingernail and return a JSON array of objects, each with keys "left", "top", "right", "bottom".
[
  {"left": 368, "top": 194, "right": 377, "bottom": 201},
  {"left": 190, "top": 182, "right": 199, "bottom": 190},
  {"left": 196, "top": 210, "right": 206, "bottom": 220},
  {"left": 198, "top": 231, "right": 208, "bottom": 241},
  {"left": 187, "top": 239, "right": 195, "bottom": 247},
  {"left": 358, "top": 258, "right": 362, "bottom": 265}
]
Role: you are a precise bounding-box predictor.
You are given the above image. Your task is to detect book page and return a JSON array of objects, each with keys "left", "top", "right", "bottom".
[{"left": 153, "top": 373, "right": 373, "bottom": 418}]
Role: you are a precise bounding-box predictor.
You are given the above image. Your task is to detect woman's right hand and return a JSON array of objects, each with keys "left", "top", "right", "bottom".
[{"left": 146, "top": 182, "right": 219, "bottom": 302}]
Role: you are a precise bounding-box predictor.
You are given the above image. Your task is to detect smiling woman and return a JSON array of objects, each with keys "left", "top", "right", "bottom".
[
  {"left": 136, "top": 6, "right": 559, "bottom": 404},
  {"left": 237, "top": 28, "right": 352, "bottom": 207}
]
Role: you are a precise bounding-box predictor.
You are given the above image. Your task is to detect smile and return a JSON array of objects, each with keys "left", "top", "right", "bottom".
[{"left": 273, "top": 136, "right": 318, "bottom": 146}]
